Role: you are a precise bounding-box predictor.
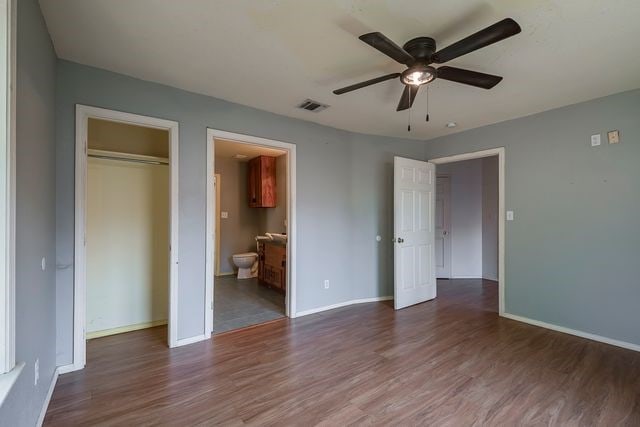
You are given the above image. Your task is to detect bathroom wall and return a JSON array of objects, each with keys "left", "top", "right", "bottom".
[{"left": 215, "top": 156, "right": 262, "bottom": 274}]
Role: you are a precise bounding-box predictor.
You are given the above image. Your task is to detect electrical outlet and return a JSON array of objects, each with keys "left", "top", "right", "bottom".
[
  {"left": 506, "top": 211, "right": 514, "bottom": 221},
  {"left": 34, "top": 358, "right": 39, "bottom": 386},
  {"left": 323, "top": 279, "right": 330, "bottom": 289},
  {"left": 590, "top": 134, "right": 601, "bottom": 147},
  {"left": 221, "top": 211, "right": 228, "bottom": 219}
]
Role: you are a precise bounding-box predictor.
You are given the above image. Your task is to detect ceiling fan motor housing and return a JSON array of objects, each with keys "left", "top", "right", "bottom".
[{"left": 403, "top": 37, "right": 436, "bottom": 63}]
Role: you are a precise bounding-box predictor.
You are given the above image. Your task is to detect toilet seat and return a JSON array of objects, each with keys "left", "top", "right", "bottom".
[{"left": 234, "top": 252, "right": 257, "bottom": 258}]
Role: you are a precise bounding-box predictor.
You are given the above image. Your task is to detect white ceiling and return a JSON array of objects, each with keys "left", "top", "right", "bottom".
[
  {"left": 215, "top": 138, "right": 286, "bottom": 161},
  {"left": 40, "top": 0, "right": 640, "bottom": 140}
]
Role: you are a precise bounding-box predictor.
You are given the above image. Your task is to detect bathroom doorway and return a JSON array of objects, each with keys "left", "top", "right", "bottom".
[{"left": 206, "top": 130, "right": 297, "bottom": 334}]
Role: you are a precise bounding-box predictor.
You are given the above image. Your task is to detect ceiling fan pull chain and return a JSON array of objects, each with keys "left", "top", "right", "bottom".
[
  {"left": 426, "top": 86, "right": 430, "bottom": 122},
  {"left": 407, "top": 101, "right": 412, "bottom": 132}
]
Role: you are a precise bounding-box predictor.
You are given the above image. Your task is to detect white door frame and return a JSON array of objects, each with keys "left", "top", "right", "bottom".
[
  {"left": 206, "top": 128, "right": 297, "bottom": 332},
  {"left": 429, "top": 147, "right": 506, "bottom": 315},
  {"left": 73, "top": 105, "right": 179, "bottom": 372}
]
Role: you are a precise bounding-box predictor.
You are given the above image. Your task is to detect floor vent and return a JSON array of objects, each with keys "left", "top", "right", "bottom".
[{"left": 297, "top": 99, "right": 329, "bottom": 112}]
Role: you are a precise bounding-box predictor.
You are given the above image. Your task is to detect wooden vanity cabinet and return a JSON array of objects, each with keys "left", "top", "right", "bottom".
[
  {"left": 248, "top": 155, "right": 276, "bottom": 208},
  {"left": 258, "top": 242, "right": 286, "bottom": 294}
]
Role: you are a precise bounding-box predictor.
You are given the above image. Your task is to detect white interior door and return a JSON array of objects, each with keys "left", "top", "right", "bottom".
[
  {"left": 435, "top": 175, "right": 451, "bottom": 278},
  {"left": 394, "top": 156, "right": 436, "bottom": 310}
]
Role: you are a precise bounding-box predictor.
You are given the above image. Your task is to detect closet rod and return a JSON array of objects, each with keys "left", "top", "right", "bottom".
[{"left": 88, "top": 153, "right": 168, "bottom": 166}]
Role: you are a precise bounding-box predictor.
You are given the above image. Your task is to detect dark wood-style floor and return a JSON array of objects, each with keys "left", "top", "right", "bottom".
[{"left": 45, "top": 279, "right": 640, "bottom": 426}]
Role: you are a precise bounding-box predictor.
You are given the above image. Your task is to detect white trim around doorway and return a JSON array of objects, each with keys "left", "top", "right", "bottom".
[
  {"left": 72, "top": 105, "right": 180, "bottom": 372},
  {"left": 206, "top": 128, "right": 297, "bottom": 335},
  {"left": 429, "top": 147, "right": 506, "bottom": 315}
]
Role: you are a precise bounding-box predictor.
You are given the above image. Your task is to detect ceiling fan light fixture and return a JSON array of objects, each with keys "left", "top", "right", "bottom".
[{"left": 401, "top": 64, "right": 436, "bottom": 86}]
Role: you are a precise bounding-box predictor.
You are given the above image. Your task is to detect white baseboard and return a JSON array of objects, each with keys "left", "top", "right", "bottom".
[
  {"left": 502, "top": 313, "right": 640, "bottom": 353},
  {"left": 451, "top": 275, "right": 482, "bottom": 279},
  {"left": 215, "top": 271, "right": 235, "bottom": 277},
  {"left": 56, "top": 363, "right": 77, "bottom": 375},
  {"left": 86, "top": 320, "right": 167, "bottom": 339},
  {"left": 37, "top": 368, "right": 59, "bottom": 427},
  {"left": 174, "top": 333, "right": 210, "bottom": 347},
  {"left": 295, "top": 296, "right": 393, "bottom": 317}
]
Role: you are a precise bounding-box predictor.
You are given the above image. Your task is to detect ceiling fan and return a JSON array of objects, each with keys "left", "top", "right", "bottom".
[{"left": 333, "top": 18, "right": 521, "bottom": 112}]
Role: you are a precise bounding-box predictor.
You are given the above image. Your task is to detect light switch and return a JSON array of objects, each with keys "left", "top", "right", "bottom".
[
  {"left": 221, "top": 211, "right": 228, "bottom": 219},
  {"left": 506, "top": 211, "right": 514, "bottom": 221},
  {"left": 607, "top": 130, "right": 620, "bottom": 144},
  {"left": 590, "top": 134, "right": 601, "bottom": 147}
]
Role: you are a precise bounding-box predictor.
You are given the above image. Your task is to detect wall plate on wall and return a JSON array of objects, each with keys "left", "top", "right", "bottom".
[
  {"left": 590, "top": 134, "right": 601, "bottom": 147},
  {"left": 607, "top": 130, "right": 620, "bottom": 144}
]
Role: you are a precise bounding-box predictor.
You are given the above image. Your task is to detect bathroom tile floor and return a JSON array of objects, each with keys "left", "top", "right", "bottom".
[{"left": 213, "top": 275, "right": 285, "bottom": 334}]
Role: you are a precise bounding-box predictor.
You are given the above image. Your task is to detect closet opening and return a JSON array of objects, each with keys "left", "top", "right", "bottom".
[
  {"left": 86, "top": 119, "right": 170, "bottom": 341},
  {"left": 71, "top": 105, "right": 179, "bottom": 372}
]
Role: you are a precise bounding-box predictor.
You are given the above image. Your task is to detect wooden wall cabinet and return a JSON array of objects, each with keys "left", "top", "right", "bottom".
[
  {"left": 248, "top": 155, "right": 276, "bottom": 208},
  {"left": 258, "top": 241, "right": 286, "bottom": 294}
]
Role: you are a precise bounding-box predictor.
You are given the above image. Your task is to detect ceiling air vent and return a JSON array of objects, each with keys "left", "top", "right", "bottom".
[{"left": 297, "top": 99, "right": 329, "bottom": 113}]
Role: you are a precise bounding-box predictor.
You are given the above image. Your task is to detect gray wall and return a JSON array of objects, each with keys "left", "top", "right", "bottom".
[
  {"left": 426, "top": 89, "right": 640, "bottom": 346},
  {"left": 215, "top": 157, "right": 261, "bottom": 274},
  {"left": 0, "top": 0, "right": 58, "bottom": 425},
  {"left": 437, "top": 159, "right": 483, "bottom": 278},
  {"left": 482, "top": 156, "right": 499, "bottom": 281},
  {"left": 55, "top": 60, "right": 426, "bottom": 364}
]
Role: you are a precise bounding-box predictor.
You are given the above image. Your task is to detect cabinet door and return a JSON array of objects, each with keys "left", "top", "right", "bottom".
[
  {"left": 248, "top": 157, "right": 259, "bottom": 207},
  {"left": 248, "top": 156, "right": 277, "bottom": 208},
  {"left": 260, "top": 156, "right": 276, "bottom": 208}
]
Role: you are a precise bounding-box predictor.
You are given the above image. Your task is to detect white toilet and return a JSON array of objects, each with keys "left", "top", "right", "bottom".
[{"left": 232, "top": 252, "right": 258, "bottom": 279}]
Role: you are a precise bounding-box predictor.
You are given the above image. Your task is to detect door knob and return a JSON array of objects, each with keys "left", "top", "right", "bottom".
[
  {"left": 443, "top": 231, "right": 448, "bottom": 235},
  {"left": 397, "top": 237, "right": 404, "bottom": 243}
]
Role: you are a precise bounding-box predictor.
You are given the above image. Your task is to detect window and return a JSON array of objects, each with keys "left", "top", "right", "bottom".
[{"left": 0, "top": 0, "right": 15, "bottom": 375}]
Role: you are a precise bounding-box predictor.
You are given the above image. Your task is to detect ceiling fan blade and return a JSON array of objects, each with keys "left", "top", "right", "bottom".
[
  {"left": 359, "top": 32, "right": 415, "bottom": 65},
  {"left": 437, "top": 66, "right": 503, "bottom": 89},
  {"left": 333, "top": 73, "right": 400, "bottom": 95},
  {"left": 396, "top": 85, "right": 420, "bottom": 111},
  {"left": 432, "top": 18, "right": 521, "bottom": 64}
]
